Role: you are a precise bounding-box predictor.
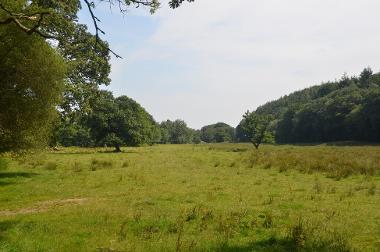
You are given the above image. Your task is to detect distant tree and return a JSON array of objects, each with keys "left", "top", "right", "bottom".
[
  {"left": 241, "top": 111, "right": 273, "bottom": 149},
  {"left": 85, "top": 91, "right": 159, "bottom": 151},
  {"left": 192, "top": 130, "right": 202, "bottom": 144},
  {"left": 338, "top": 73, "right": 351, "bottom": 89},
  {"left": 160, "top": 120, "right": 195, "bottom": 144},
  {"left": 359, "top": 67, "right": 373, "bottom": 87},
  {"left": 200, "top": 123, "right": 235, "bottom": 143}
]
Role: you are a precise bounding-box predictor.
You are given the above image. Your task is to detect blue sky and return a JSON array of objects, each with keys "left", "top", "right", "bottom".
[{"left": 79, "top": 0, "right": 380, "bottom": 129}]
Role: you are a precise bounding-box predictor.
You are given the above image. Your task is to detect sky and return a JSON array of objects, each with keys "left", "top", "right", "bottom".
[{"left": 78, "top": 0, "right": 380, "bottom": 129}]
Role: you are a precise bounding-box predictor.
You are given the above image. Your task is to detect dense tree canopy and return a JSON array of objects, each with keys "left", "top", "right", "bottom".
[
  {"left": 0, "top": 22, "right": 65, "bottom": 152},
  {"left": 254, "top": 68, "right": 380, "bottom": 143},
  {"left": 159, "top": 120, "right": 199, "bottom": 144},
  {"left": 83, "top": 91, "right": 160, "bottom": 151},
  {"left": 200, "top": 123, "right": 235, "bottom": 143}
]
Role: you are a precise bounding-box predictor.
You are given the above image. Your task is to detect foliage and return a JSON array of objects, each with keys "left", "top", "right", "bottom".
[
  {"left": 159, "top": 120, "right": 198, "bottom": 144},
  {"left": 84, "top": 91, "right": 160, "bottom": 150},
  {"left": 254, "top": 68, "right": 380, "bottom": 143},
  {"left": 240, "top": 111, "right": 273, "bottom": 149},
  {"left": 0, "top": 22, "right": 65, "bottom": 152},
  {"left": 200, "top": 123, "right": 235, "bottom": 143},
  {"left": 52, "top": 120, "right": 94, "bottom": 147}
]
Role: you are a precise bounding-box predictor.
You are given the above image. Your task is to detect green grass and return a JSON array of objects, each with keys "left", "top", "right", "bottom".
[{"left": 0, "top": 144, "right": 380, "bottom": 251}]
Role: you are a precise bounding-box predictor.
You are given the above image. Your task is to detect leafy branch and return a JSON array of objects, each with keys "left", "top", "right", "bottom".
[{"left": 0, "top": 3, "right": 54, "bottom": 39}]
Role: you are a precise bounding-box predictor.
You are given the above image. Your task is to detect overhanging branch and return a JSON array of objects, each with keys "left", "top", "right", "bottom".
[
  {"left": 83, "top": 0, "right": 122, "bottom": 59},
  {"left": 0, "top": 3, "right": 54, "bottom": 39}
]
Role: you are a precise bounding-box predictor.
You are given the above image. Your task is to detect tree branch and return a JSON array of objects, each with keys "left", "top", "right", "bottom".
[
  {"left": 0, "top": 0, "right": 194, "bottom": 58},
  {"left": 83, "top": 0, "right": 122, "bottom": 58},
  {"left": 0, "top": 3, "right": 55, "bottom": 39}
]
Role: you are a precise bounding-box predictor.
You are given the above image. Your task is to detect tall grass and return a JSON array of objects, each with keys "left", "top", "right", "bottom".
[
  {"left": 243, "top": 145, "right": 380, "bottom": 178},
  {"left": 0, "top": 144, "right": 378, "bottom": 251},
  {"left": 0, "top": 158, "right": 8, "bottom": 171}
]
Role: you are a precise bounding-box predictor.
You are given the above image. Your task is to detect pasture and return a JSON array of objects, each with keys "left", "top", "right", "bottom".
[{"left": 0, "top": 144, "right": 379, "bottom": 251}]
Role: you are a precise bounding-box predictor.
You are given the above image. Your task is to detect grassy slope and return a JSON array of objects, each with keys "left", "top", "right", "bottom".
[{"left": 0, "top": 144, "right": 379, "bottom": 251}]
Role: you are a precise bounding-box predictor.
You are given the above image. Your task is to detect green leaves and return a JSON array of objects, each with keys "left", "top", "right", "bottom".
[
  {"left": 200, "top": 123, "right": 235, "bottom": 143},
  {"left": 255, "top": 68, "right": 380, "bottom": 144},
  {"left": 0, "top": 23, "right": 66, "bottom": 152},
  {"left": 159, "top": 120, "right": 197, "bottom": 144},
  {"left": 84, "top": 91, "right": 159, "bottom": 149},
  {"left": 241, "top": 111, "right": 273, "bottom": 149}
]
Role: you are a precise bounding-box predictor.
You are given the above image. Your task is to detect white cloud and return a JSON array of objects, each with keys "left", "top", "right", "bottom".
[{"left": 108, "top": 0, "right": 380, "bottom": 129}]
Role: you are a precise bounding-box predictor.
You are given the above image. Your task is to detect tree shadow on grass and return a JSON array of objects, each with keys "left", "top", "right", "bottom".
[
  {"left": 0, "top": 172, "right": 37, "bottom": 187},
  {"left": 0, "top": 181, "right": 13, "bottom": 186},
  {"left": 0, "top": 172, "right": 37, "bottom": 179},
  {"left": 215, "top": 237, "right": 351, "bottom": 252},
  {"left": 52, "top": 149, "right": 141, "bottom": 155},
  {"left": 276, "top": 141, "right": 380, "bottom": 147}
]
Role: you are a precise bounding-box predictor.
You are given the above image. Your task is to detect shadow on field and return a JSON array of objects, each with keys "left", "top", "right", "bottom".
[
  {"left": 217, "top": 238, "right": 295, "bottom": 252},
  {"left": 52, "top": 151, "right": 95, "bottom": 155},
  {"left": 277, "top": 141, "right": 380, "bottom": 147},
  {"left": 0, "top": 181, "right": 13, "bottom": 186},
  {"left": 0, "top": 172, "right": 37, "bottom": 179},
  {"left": 0, "top": 172, "right": 37, "bottom": 187},
  {"left": 325, "top": 141, "right": 380, "bottom": 146},
  {"left": 52, "top": 150, "right": 141, "bottom": 155},
  {"left": 216, "top": 237, "right": 352, "bottom": 252},
  {"left": 98, "top": 150, "right": 141, "bottom": 154},
  {"left": 0, "top": 220, "right": 18, "bottom": 240}
]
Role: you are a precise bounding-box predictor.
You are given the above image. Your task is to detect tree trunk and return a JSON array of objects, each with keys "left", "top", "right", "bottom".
[{"left": 114, "top": 144, "right": 121, "bottom": 152}]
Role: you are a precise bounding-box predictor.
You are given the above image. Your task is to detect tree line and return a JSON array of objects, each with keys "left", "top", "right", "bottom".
[
  {"left": 52, "top": 90, "right": 241, "bottom": 151},
  {"left": 249, "top": 68, "right": 380, "bottom": 145}
]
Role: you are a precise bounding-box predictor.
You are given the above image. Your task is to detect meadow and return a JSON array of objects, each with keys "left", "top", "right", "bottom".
[{"left": 0, "top": 144, "right": 379, "bottom": 251}]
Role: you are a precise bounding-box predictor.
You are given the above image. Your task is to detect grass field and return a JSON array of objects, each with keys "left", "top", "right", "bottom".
[{"left": 0, "top": 144, "right": 380, "bottom": 251}]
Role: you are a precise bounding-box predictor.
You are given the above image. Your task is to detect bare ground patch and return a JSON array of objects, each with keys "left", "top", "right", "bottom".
[{"left": 0, "top": 198, "right": 88, "bottom": 217}]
